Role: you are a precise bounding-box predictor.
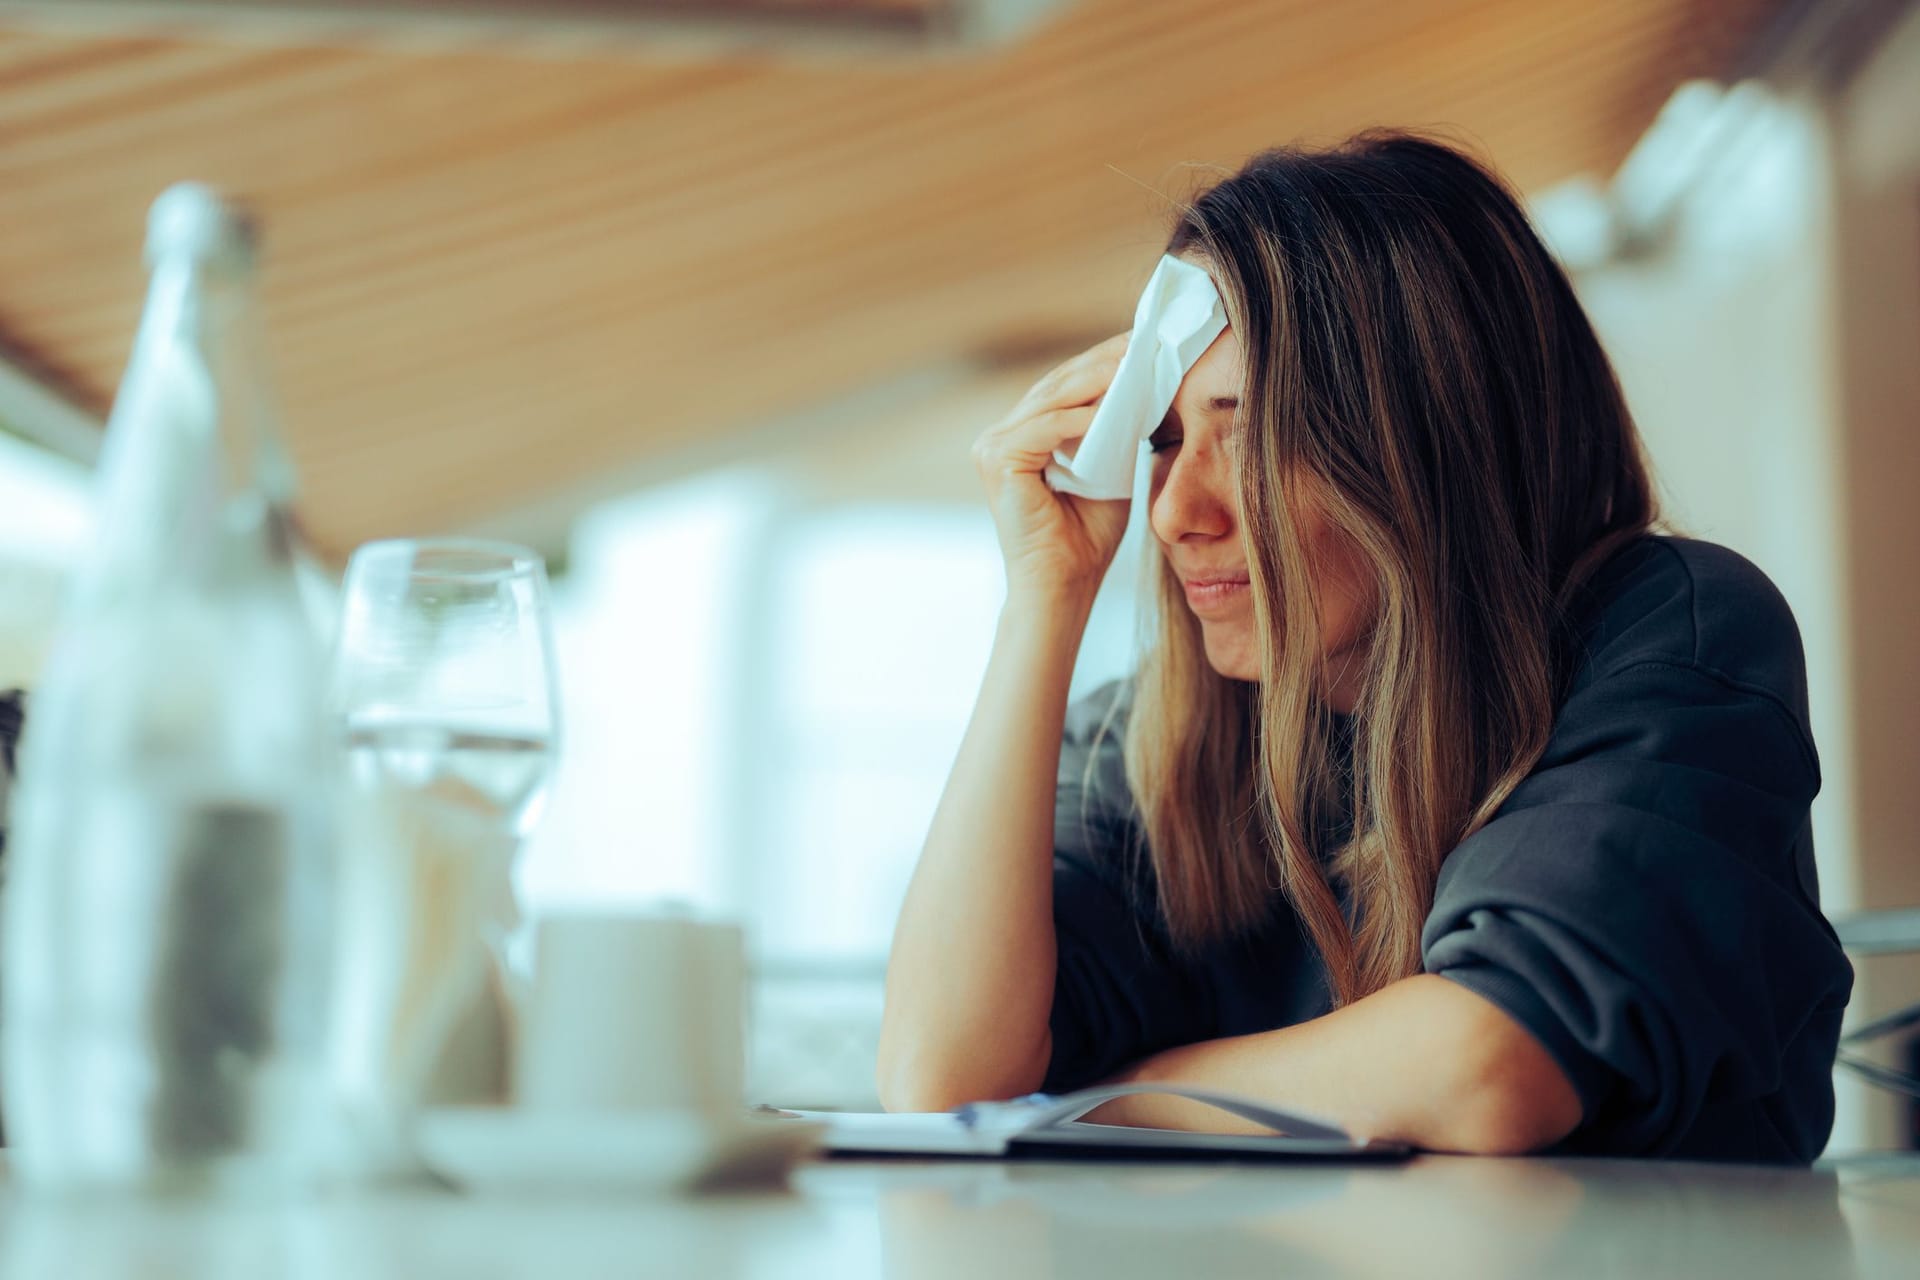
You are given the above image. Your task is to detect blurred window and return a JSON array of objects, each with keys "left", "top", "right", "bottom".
[{"left": 521, "top": 469, "right": 1144, "bottom": 1105}]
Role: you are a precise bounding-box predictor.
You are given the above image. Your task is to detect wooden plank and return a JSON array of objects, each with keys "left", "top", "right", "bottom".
[
  {"left": 0, "top": 0, "right": 1800, "bottom": 552},
  {"left": 0, "top": 0, "right": 1070, "bottom": 55}
]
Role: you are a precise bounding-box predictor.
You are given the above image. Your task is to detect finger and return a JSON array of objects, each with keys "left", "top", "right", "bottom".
[
  {"left": 1013, "top": 333, "right": 1130, "bottom": 415},
  {"left": 976, "top": 404, "right": 1097, "bottom": 474}
]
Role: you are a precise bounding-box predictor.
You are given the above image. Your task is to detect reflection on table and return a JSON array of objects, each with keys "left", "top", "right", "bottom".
[{"left": 1, "top": 1152, "right": 1915, "bottom": 1280}]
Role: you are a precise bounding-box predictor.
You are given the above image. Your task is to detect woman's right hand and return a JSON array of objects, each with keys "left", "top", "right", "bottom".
[{"left": 972, "top": 333, "right": 1135, "bottom": 606}]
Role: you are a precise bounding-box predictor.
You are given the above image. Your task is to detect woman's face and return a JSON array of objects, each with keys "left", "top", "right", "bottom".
[{"left": 1146, "top": 325, "right": 1377, "bottom": 708}]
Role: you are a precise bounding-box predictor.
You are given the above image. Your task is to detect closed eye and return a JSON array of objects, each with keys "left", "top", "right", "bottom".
[{"left": 1150, "top": 395, "right": 1236, "bottom": 454}]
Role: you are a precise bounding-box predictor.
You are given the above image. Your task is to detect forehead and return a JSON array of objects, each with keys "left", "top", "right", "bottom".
[
  {"left": 1180, "top": 326, "right": 1243, "bottom": 401},
  {"left": 1157, "top": 325, "right": 1246, "bottom": 447}
]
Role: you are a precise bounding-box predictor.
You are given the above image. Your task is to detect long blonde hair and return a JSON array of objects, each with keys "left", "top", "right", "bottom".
[{"left": 1122, "top": 133, "right": 1656, "bottom": 1008}]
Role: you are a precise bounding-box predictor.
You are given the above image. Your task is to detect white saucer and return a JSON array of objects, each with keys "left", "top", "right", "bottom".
[{"left": 413, "top": 1107, "right": 823, "bottom": 1195}]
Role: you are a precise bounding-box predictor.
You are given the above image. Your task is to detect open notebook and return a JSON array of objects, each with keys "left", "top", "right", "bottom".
[{"left": 786, "top": 1084, "right": 1413, "bottom": 1161}]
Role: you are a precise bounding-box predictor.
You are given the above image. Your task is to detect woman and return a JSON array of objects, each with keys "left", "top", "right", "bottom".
[{"left": 876, "top": 132, "right": 1853, "bottom": 1163}]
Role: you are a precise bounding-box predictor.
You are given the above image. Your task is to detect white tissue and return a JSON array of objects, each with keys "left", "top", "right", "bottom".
[{"left": 1043, "top": 255, "right": 1228, "bottom": 500}]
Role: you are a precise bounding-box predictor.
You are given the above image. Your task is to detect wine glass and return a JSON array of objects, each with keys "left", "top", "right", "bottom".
[
  {"left": 329, "top": 538, "right": 560, "bottom": 1138},
  {"left": 334, "top": 538, "right": 560, "bottom": 841}
]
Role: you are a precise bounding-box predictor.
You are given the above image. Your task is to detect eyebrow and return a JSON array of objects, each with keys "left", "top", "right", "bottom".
[{"left": 1154, "top": 395, "right": 1241, "bottom": 433}]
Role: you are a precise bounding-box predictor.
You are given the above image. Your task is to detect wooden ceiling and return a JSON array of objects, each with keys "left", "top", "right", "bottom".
[{"left": 0, "top": 0, "right": 1794, "bottom": 556}]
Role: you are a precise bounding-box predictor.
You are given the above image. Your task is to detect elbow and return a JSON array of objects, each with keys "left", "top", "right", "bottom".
[
  {"left": 876, "top": 1071, "right": 974, "bottom": 1116},
  {"left": 1425, "top": 1045, "right": 1584, "bottom": 1156},
  {"left": 1433, "top": 1080, "right": 1581, "bottom": 1156},
  {"left": 1409, "top": 974, "right": 1585, "bottom": 1155},
  {"left": 874, "top": 1035, "right": 1052, "bottom": 1115},
  {"left": 873, "top": 1050, "right": 949, "bottom": 1114}
]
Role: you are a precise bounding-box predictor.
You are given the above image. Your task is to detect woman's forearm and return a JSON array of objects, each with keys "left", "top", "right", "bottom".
[
  {"left": 876, "top": 591, "right": 1095, "bottom": 1112},
  {"left": 1093, "top": 974, "right": 1583, "bottom": 1154}
]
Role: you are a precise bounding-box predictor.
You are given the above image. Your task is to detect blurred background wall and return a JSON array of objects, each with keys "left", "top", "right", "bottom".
[{"left": 0, "top": 0, "right": 1914, "bottom": 1147}]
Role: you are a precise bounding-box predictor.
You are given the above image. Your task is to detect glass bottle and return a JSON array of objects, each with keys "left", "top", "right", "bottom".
[{"left": 1, "top": 184, "right": 337, "bottom": 1192}]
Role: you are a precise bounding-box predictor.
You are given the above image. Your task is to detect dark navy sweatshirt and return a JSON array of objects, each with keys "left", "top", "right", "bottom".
[{"left": 1042, "top": 536, "right": 1853, "bottom": 1163}]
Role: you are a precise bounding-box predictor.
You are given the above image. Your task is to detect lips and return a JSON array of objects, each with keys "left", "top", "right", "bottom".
[{"left": 1180, "top": 570, "right": 1250, "bottom": 616}]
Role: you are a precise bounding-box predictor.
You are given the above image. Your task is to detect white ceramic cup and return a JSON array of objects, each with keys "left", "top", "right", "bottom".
[{"left": 513, "top": 910, "right": 745, "bottom": 1117}]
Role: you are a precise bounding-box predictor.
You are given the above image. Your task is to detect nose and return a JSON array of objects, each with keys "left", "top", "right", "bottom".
[{"left": 1149, "top": 440, "right": 1237, "bottom": 549}]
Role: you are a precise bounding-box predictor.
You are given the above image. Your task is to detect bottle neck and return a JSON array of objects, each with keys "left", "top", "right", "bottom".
[
  {"left": 85, "top": 245, "right": 303, "bottom": 601},
  {"left": 194, "top": 255, "right": 296, "bottom": 519}
]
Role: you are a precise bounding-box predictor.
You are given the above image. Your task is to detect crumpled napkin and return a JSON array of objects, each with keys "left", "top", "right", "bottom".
[{"left": 1043, "top": 254, "right": 1228, "bottom": 500}]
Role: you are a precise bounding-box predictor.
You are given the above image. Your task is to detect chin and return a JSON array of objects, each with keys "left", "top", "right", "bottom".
[{"left": 1201, "top": 638, "right": 1260, "bottom": 683}]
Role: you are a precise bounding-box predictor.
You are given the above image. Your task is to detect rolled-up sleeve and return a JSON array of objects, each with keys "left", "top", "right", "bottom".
[
  {"left": 1043, "top": 683, "right": 1210, "bottom": 1092},
  {"left": 1423, "top": 660, "right": 1854, "bottom": 1161}
]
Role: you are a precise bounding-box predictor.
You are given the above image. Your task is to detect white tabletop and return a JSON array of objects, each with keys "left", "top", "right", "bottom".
[{"left": 1, "top": 1152, "right": 1915, "bottom": 1279}]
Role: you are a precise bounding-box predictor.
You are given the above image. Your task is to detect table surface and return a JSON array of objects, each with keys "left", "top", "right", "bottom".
[{"left": 2, "top": 1151, "right": 1916, "bottom": 1279}]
